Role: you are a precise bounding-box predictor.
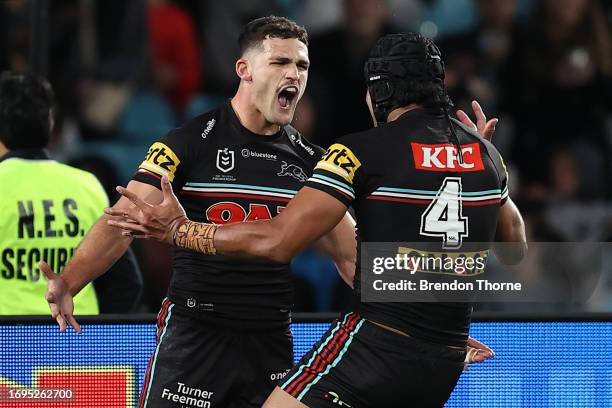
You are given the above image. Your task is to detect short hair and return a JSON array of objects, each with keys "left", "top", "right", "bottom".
[
  {"left": 238, "top": 16, "right": 308, "bottom": 55},
  {"left": 0, "top": 71, "right": 54, "bottom": 149}
]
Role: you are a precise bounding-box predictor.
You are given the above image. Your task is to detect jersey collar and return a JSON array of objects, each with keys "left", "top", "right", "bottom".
[
  {"left": 0, "top": 148, "right": 50, "bottom": 163},
  {"left": 224, "top": 100, "right": 285, "bottom": 144}
]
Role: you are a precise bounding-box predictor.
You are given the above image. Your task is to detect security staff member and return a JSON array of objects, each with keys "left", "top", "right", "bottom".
[{"left": 0, "top": 71, "right": 141, "bottom": 315}]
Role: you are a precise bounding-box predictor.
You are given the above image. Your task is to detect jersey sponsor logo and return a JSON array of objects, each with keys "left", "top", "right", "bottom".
[
  {"left": 411, "top": 142, "right": 484, "bottom": 172},
  {"left": 315, "top": 143, "right": 361, "bottom": 183},
  {"left": 289, "top": 133, "right": 316, "bottom": 156},
  {"left": 206, "top": 202, "right": 279, "bottom": 224},
  {"left": 201, "top": 119, "right": 216, "bottom": 139},
  {"left": 216, "top": 148, "right": 235, "bottom": 173},
  {"left": 270, "top": 369, "right": 290, "bottom": 381},
  {"left": 139, "top": 142, "right": 181, "bottom": 181},
  {"left": 241, "top": 148, "right": 277, "bottom": 161},
  {"left": 278, "top": 161, "right": 307, "bottom": 182},
  {"left": 160, "top": 382, "right": 214, "bottom": 407}
]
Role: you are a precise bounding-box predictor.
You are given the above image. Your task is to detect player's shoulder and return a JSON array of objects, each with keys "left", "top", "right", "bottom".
[
  {"left": 283, "top": 124, "right": 325, "bottom": 159},
  {"left": 166, "top": 105, "right": 223, "bottom": 145},
  {"left": 450, "top": 118, "right": 505, "bottom": 162},
  {"left": 332, "top": 127, "right": 381, "bottom": 157},
  {"left": 450, "top": 117, "right": 507, "bottom": 180}
]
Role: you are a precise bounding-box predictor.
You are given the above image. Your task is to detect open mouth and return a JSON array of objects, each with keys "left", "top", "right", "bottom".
[{"left": 278, "top": 85, "right": 298, "bottom": 109}]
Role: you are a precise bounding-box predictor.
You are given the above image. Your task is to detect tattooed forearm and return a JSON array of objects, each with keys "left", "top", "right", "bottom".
[{"left": 173, "top": 221, "right": 218, "bottom": 255}]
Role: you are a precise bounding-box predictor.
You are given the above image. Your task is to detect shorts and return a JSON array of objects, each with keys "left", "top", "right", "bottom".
[
  {"left": 138, "top": 298, "right": 294, "bottom": 408},
  {"left": 280, "top": 312, "right": 465, "bottom": 408}
]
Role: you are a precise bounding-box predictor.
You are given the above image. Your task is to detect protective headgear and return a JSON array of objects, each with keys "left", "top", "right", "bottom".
[
  {"left": 364, "top": 33, "right": 463, "bottom": 163},
  {"left": 364, "top": 32, "right": 446, "bottom": 124}
]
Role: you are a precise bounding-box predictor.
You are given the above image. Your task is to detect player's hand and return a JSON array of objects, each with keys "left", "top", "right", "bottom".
[
  {"left": 40, "top": 261, "right": 81, "bottom": 334},
  {"left": 456, "top": 100, "right": 498, "bottom": 142},
  {"left": 105, "top": 175, "right": 188, "bottom": 245},
  {"left": 464, "top": 336, "right": 495, "bottom": 371}
]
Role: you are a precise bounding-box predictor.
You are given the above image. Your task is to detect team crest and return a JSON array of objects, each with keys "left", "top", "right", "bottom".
[
  {"left": 216, "top": 148, "right": 235, "bottom": 173},
  {"left": 278, "top": 161, "right": 307, "bottom": 182}
]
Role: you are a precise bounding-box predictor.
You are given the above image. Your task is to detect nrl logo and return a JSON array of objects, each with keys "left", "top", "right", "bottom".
[
  {"left": 278, "top": 161, "right": 307, "bottom": 182},
  {"left": 216, "top": 148, "right": 235, "bottom": 173}
]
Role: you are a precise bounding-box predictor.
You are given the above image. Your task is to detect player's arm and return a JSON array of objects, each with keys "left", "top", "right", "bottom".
[
  {"left": 107, "top": 177, "right": 347, "bottom": 264},
  {"left": 42, "top": 180, "right": 163, "bottom": 332},
  {"left": 313, "top": 213, "right": 357, "bottom": 287},
  {"left": 492, "top": 197, "right": 527, "bottom": 265},
  {"left": 214, "top": 186, "right": 347, "bottom": 262}
]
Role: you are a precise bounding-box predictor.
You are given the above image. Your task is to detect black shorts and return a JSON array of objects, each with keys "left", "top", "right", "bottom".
[
  {"left": 138, "top": 298, "right": 293, "bottom": 408},
  {"left": 280, "top": 312, "right": 465, "bottom": 408}
]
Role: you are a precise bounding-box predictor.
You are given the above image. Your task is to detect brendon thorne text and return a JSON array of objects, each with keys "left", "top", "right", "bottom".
[{"left": 372, "top": 279, "right": 522, "bottom": 292}]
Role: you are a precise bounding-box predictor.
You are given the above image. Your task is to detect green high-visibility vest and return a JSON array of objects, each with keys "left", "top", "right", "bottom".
[{"left": 0, "top": 156, "right": 104, "bottom": 314}]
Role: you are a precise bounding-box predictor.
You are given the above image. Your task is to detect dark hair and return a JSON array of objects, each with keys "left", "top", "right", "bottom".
[
  {"left": 238, "top": 16, "right": 308, "bottom": 55},
  {"left": 394, "top": 75, "right": 452, "bottom": 111},
  {"left": 0, "top": 71, "right": 54, "bottom": 149}
]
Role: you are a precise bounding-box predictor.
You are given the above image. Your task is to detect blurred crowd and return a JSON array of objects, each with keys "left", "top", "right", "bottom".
[{"left": 1, "top": 0, "right": 611, "bottom": 313}]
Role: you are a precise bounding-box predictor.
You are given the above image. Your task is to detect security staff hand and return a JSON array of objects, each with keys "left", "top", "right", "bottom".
[
  {"left": 464, "top": 336, "right": 495, "bottom": 371},
  {"left": 105, "top": 175, "right": 188, "bottom": 245},
  {"left": 40, "top": 261, "right": 81, "bottom": 334},
  {"left": 456, "top": 100, "right": 498, "bottom": 142}
]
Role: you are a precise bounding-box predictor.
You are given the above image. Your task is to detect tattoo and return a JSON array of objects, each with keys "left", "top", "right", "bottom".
[{"left": 173, "top": 221, "right": 218, "bottom": 255}]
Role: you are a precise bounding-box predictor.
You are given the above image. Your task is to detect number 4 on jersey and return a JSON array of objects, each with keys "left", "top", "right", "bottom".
[{"left": 420, "top": 177, "right": 468, "bottom": 249}]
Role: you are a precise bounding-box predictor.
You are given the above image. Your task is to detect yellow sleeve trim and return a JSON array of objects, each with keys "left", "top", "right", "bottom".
[
  {"left": 315, "top": 143, "right": 362, "bottom": 183},
  {"left": 138, "top": 142, "right": 181, "bottom": 182}
]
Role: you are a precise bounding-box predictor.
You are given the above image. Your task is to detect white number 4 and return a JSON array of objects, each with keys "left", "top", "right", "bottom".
[{"left": 420, "top": 177, "right": 468, "bottom": 249}]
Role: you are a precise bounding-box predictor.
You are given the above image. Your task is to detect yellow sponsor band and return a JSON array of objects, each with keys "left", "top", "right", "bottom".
[
  {"left": 139, "top": 142, "right": 181, "bottom": 181},
  {"left": 315, "top": 143, "right": 361, "bottom": 183}
]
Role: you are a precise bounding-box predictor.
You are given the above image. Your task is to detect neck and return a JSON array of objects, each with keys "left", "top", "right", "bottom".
[
  {"left": 387, "top": 104, "right": 421, "bottom": 123},
  {"left": 231, "top": 85, "right": 281, "bottom": 135},
  {"left": 0, "top": 142, "right": 7, "bottom": 158}
]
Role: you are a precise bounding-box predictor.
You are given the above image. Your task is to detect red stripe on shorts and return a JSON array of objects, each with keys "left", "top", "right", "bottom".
[
  {"left": 138, "top": 299, "right": 172, "bottom": 408},
  {"left": 285, "top": 314, "right": 360, "bottom": 397}
]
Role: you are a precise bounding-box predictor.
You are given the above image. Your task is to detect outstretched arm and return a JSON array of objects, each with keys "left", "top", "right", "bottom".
[
  {"left": 107, "top": 176, "right": 347, "bottom": 263},
  {"left": 214, "top": 187, "right": 348, "bottom": 262}
]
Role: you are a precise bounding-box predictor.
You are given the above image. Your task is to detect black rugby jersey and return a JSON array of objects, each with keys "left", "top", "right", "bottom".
[
  {"left": 305, "top": 108, "right": 508, "bottom": 347},
  {"left": 132, "top": 101, "right": 324, "bottom": 328}
]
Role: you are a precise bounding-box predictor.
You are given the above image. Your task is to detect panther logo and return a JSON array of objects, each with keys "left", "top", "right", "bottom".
[{"left": 278, "top": 161, "right": 307, "bottom": 182}]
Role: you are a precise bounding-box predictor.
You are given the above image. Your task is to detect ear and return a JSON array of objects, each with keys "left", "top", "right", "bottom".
[{"left": 236, "top": 58, "right": 252, "bottom": 82}]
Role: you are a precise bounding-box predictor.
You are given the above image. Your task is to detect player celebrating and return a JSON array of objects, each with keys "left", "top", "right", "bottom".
[
  {"left": 43, "top": 16, "right": 358, "bottom": 407},
  {"left": 108, "top": 33, "right": 526, "bottom": 407}
]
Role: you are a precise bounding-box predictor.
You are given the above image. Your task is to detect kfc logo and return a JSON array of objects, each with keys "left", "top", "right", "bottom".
[{"left": 411, "top": 142, "right": 484, "bottom": 172}]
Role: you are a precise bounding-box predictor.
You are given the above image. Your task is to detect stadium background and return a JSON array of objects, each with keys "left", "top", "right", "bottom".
[{"left": 1, "top": 0, "right": 612, "bottom": 406}]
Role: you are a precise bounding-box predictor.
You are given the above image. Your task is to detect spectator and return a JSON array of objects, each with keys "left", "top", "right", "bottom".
[
  {"left": 308, "top": 0, "right": 396, "bottom": 147},
  {"left": 148, "top": 0, "right": 202, "bottom": 112},
  {"left": 201, "top": 0, "right": 283, "bottom": 95},
  {"left": 501, "top": 0, "right": 612, "bottom": 199},
  {"left": 439, "top": 0, "right": 519, "bottom": 114}
]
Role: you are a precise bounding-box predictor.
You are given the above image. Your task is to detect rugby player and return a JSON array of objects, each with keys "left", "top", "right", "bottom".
[
  {"left": 108, "top": 33, "right": 526, "bottom": 407},
  {"left": 42, "top": 16, "right": 360, "bottom": 407}
]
